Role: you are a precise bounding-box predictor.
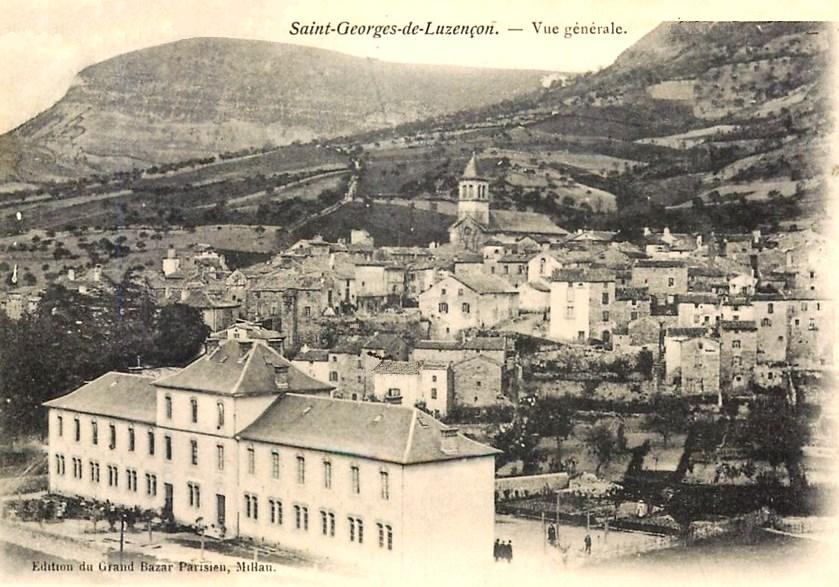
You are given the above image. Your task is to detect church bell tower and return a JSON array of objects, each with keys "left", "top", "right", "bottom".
[{"left": 457, "top": 153, "right": 490, "bottom": 225}]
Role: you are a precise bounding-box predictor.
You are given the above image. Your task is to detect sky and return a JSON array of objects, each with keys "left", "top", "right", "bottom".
[{"left": 0, "top": 0, "right": 837, "bottom": 134}]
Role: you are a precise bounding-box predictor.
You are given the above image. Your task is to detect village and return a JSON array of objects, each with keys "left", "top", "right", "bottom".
[{"left": 0, "top": 152, "right": 834, "bottom": 579}]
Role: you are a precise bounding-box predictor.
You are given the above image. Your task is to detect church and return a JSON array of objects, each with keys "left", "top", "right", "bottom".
[{"left": 448, "top": 153, "right": 569, "bottom": 251}]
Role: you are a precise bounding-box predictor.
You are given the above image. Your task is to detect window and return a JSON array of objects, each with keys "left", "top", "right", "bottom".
[
  {"left": 380, "top": 470, "right": 389, "bottom": 500},
  {"left": 503, "top": 265, "right": 509, "bottom": 274},
  {"left": 72, "top": 458, "right": 82, "bottom": 479},
  {"left": 191, "top": 439, "right": 198, "bottom": 466},
  {"left": 164, "top": 395, "right": 172, "bottom": 419},
  {"left": 109, "top": 424, "right": 116, "bottom": 449},
  {"left": 565, "top": 306, "right": 574, "bottom": 319},
  {"left": 462, "top": 302, "right": 471, "bottom": 314},
  {"left": 55, "top": 454, "right": 65, "bottom": 476},
  {"left": 431, "top": 388, "right": 437, "bottom": 400},
  {"left": 244, "top": 494, "right": 258, "bottom": 519},
  {"left": 269, "top": 499, "right": 283, "bottom": 525},
  {"left": 351, "top": 465, "right": 360, "bottom": 494},
  {"left": 441, "top": 288, "right": 447, "bottom": 296},
  {"left": 321, "top": 510, "right": 336, "bottom": 536},
  {"left": 128, "top": 427, "right": 135, "bottom": 452},
  {"left": 190, "top": 398, "right": 198, "bottom": 424},
  {"left": 247, "top": 447, "right": 255, "bottom": 474},
  {"left": 768, "top": 303, "right": 774, "bottom": 314},
  {"left": 323, "top": 460, "right": 332, "bottom": 489},
  {"left": 164, "top": 435, "right": 172, "bottom": 460},
  {"left": 215, "top": 401, "right": 224, "bottom": 428},
  {"left": 347, "top": 517, "right": 364, "bottom": 544},
  {"left": 438, "top": 302, "right": 448, "bottom": 314},
  {"left": 107, "top": 465, "right": 118, "bottom": 487},
  {"left": 630, "top": 311, "right": 638, "bottom": 321},
  {"left": 602, "top": 311, "right": 610, "bottom": 322},
  {"left": 148, "top": 431, "right": 155, "bottom": 455},
  {"left": 303, "top": 306, "right": 311, "bottom": 317},
  {"left": 457, "top": 288, "right": 464, "bottom": 297},
  {"left": 126, "top": 468, "right": 138, "bottom": 492},
  {"left": 57, "top": 415, "right": 63, "bottom": 437},
  {"left": 431, "top": 375, "right": 437, "bottom": 383},
  {"left": 90, "top": 461, "right": 100, "bottom": 483},
  {"left": 297, "top": 456, "right": 306, "bottom": 484},
  {"left": 801, "top": 302, "right": 808, "bottom": 311},
  {"left": 74, "top": 417, "right": 80, "bottom": 442},
  {"left": 377, "top": 523, "right": 393, "bottom": 551},
  {"left": 602, "top": 292, "right": 609, "bottom": 305},
  {"left": 761, "top": 318, "right": 772, "bottom": 327},
  {"left": 294, "top": 505, "right": 309, "bottom": 530},
  {"left": 329, "top": 371, "right": 339, "bottom": 382},
  {"left": 217, "top": 445, "right": 224, "bottom": 471},
  {"left": 732, "top": 340, "right": 741, "bottom": 349},
  {"left": 91, "top": 421, "right": 98, "bottom": 446},
  {"left": 271, "top": 450, "right": 280, "bottom": 479},
  {"left": 146, "top": 473, "right": 157, "bottom": 496},
  {"left": 668, "top": 277, "right": 675, "bottom": 287},
  {"left": 809, "top": 318, "right": 816, "bottom": 331}
]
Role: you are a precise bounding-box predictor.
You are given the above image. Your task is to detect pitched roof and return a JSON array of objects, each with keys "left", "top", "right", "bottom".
[
  {"left": 720, "top": 320, "right": 758, "bottom": 332},
  {"left": 181, "top": 290, "right": 240, "bottom": 309},
  {"left": 676, "top": 293, "right": 720, "bottom": 305},
  {"left": 666, "top": 327, "right": 710, "bottom": 338},
  {"left": 616, "top": 287, "right": 650, "bottom": 301},
  {"left": 462, "top": 153, "right": 485, "bottom": 180},
  {"left": 43, "top": 372, "right": 157, "bottom": 423},
  {"left": 293, "top": 349, "right": 330, "bottom": 362},
  {"left": 362, "top": 332, "right": 408, "bottom": 356},
  {"left": 635, "top": 260, "right": 687, "bottom": 269},
  {"left": 413, "top": 340, "right": 462, "bottom": 351},
  {"left": 239, "top": 394, "right": 499, "bottom": 465},
  {"left": 552, "top": 268, "right": 615, "bottom": 283},
  {"left": 373, "top": 360, "right": 422, "bottom": 375},
  {"left": 453, "top": 354, "right": 503, "bottom": 369},
  {"left": 155, "top": 340, "right": 333, "bottom": 396},
  {"left": 487, "top": 210, "right": 568, "bottom": 236},
  {"left": 451, "top": 273, "right": 517, "bottom": 295},
  {"left": 462, "top": 337, "right": 507, "bottom": 351}
]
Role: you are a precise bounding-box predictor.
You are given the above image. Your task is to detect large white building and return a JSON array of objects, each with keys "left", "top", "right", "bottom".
[{"left": 44, "top": 339, "right": 498, "bottom": 570}]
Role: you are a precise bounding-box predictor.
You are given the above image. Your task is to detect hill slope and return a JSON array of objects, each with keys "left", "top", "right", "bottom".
[{"left": 0, "top": 37, "right": 550, "bottom": 181}]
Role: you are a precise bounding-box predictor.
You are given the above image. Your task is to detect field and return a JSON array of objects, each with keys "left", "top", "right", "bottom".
[{"left": 0, "top": 224, "right": 280, "bottom": 292}]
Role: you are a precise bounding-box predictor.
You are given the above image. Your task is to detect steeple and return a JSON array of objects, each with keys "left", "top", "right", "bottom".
[{"left": 457, "top": 152, "right": 490, "bottom": 224}]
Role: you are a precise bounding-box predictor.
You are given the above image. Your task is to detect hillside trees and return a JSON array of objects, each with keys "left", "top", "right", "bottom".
[{"left": 0, "top": 282, "right": 209, "bottom": 440}]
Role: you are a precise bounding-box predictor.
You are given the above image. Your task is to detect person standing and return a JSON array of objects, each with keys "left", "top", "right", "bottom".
[
  {"left": 506, "top": 541, "right": 513, "bottom": 563},
  {"left": 494, "top": 539, "right": 501, "bottom": 562},
  {"left": 584, "top": 533, "right": 592, "bottom": 555}
]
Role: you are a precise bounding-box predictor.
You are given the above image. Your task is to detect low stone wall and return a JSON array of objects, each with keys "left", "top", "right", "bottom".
[
  {"left": 495, "top": 473, "right": 570, "bottom": 501},
  {"left": 687, "top": 507, "right": 771, "bottom": 544}
]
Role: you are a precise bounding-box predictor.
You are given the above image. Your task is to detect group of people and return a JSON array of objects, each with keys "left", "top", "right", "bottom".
[{"left": 493, "top": 539, "right": 514, "bottom": 563}]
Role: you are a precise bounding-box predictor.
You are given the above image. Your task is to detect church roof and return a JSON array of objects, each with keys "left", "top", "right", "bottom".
[
  {"left": 487, "top": 211, "right": 568, "bottom": 236},
  {"left": 462, "top": 153, "right": 485, "bottom": 180}
]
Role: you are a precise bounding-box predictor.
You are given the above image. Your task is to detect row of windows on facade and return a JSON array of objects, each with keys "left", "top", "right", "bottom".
[
  {"left": 56, "top": 424, "right": 390, "bottom": 499},
  {"left": 245, "top": 448, "right": 390, "bottom": 500},
  {"left": 56, "top": 455, "right": 156, "bottom": 495},
  {"left": 162, "top": 395, "right": 225, "bottom": 428},
  {"left": 243, "top": 494, "right": 393, "bottom": 550},
  {"left": 563, "top": 307, "right": 611, "bottom": 322},
  {"left": 438, "top": 302, "right": 471, "bottom": 314}
]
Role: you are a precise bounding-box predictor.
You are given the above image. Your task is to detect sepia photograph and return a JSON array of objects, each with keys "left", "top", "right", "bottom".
[{"left": 0, "top": 1, "right": 837, "bottom": 585}]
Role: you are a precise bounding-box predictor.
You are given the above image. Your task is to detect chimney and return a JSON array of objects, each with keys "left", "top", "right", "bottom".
[
  {"left": 273, "top": 364, "right": 289, "bottom": 390},
  {"left": 441, "top": 427, "right": 459, "bottom": 454},
  {"left": 67, "top": 268, "right": 75, "bottom": 282}
]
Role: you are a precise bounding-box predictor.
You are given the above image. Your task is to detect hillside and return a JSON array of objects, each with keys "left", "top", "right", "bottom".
[
  {"left": 0, "top": 37, "right": 550, "bottom": 182},
  {"left": 349, "top": 21, "right": 831, "bottom": 231}
]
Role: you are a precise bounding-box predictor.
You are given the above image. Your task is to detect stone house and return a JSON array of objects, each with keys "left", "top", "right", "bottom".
[
  {"left": 452, "top": 355, "right": 505, "bottom": 407},
  {"left": 719, "top": 321, "right": 758, "bottom": 391}
]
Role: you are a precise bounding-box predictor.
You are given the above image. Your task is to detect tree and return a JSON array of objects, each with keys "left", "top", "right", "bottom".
[
  {"left": 637, "top": 349, "right": 654, "bottom": 380},
  {"left": 151, "top": 304, "right": 210, "bottom": 366},
  {"left": 491, "top": 421, "right": 539, "bottom": 473},
  {"left": 643, "top": 394, "right": 690, "bottom": 449},
  {"left": 526, "top": 397, "right": 574, "bottom": 462},
  {"left": 583, "top": 421, "right": 617, "bottom": 476},
  {"left": 743, "top": 394, "right": 809, "bottom": 493}
]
